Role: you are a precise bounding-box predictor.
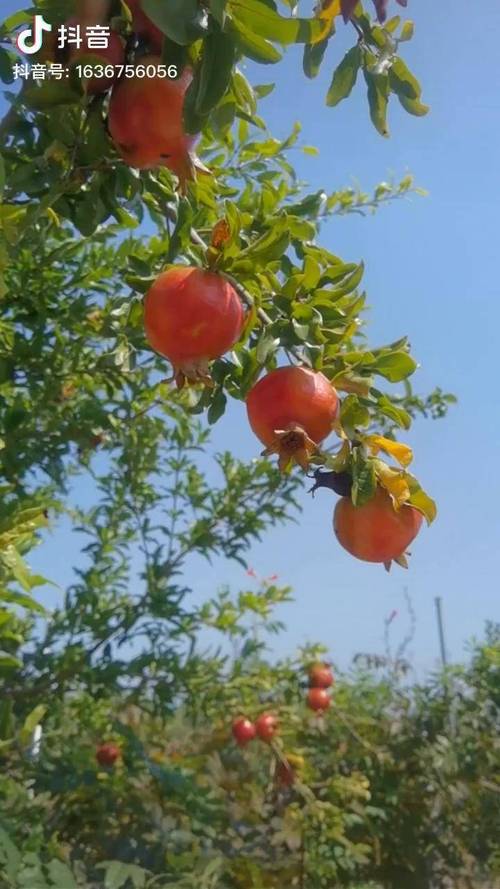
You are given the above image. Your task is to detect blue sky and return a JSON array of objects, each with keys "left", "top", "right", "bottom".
[{"left": 4, "top": 0, "right": 500, "bottom": 674}]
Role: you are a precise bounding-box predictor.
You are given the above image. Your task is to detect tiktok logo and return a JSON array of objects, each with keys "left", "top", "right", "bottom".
[{"left": 16, "top": 15, "right": 52, "bottom": 55}]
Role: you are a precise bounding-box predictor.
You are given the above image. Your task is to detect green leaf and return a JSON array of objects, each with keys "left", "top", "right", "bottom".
[
  {"left": 20, "top": 704, "right": 47, "bottom": 746},
  {"left": 326, "top": 45, "right": 362, "bottom": 107},
  {"left": 0, "top": 699, "right": 13, "bottom": 740},
  {"left": 184, "top": 29, "right": 236, "bottom": 133},
  {"left": 389, "top": 56, "right": 421, "bottom": 100},
  {"left": 24, "top": 80, "right": 82, "bottom": 110},
  {"left": 385, "top": 15, "right": 401, "bottom": 33},
  {"left": 351, "top": 449, "right": 377, "bottom": 506},
  {"left": 340, "top": 395, "right": 370, "bottom": 436},
  {"left": 256, "top": 332, "right": 279, "bottom": 364},
  {"left": 374, "top": 392, "right": 412, "bottom": 429},
  {"left": 207, "top": 389, "right": 227, "bottom": 424},
  {"left": 254, "top": 83, "right": 275, "bottom": 98},
  {"left": 124, "top": 274, "right": 156, "bottom": 294},
  {"left": 238, "top": 217, "right": 290, "bottom": 265},
  {"left": 47, "top": 860, "right": 78, "bottom": 889},
  {"left": 364, "top": 70, "right": 389, "bottom": 137},
  {"left": 303, "top": 38, "right": 329, "bottom": 79},
  {"left": 167, "top": 198, "right": 194, "bottom": 260},
  {"left": 229, "top": 18, "right": 282, "bottom": 63},
  {"left": 397, "top": 93, "right": 429, "bottom": 116},
  {"left": 210, "top": 0, "right": 228, "bottom": 26},
  {"left": 229, "top": 0, "right": 327, "bottom": 45},
  {"left": 0, "top": 154, "right": 5, "bottom": 200},
  {"left": 141, "top": 0, "right": 207, "bottom": 44},
  {"left": 0, "top": 47, "right": 15, "bottom": 84},
  {"left": 98, "top": 861, "right": 148, "bottom": 889},
  {"left": 0, "top": 651, "right": 21, "bottom": 670},
  {"left": 0, "top": 828, "right": 21, "bottom": 882},
  {"left": 373, "top": 350, "right": 417, "bottom": 382},
  {"left": 1, "top": 546, "right": 33, "bottom": 591},
  {"left": 232, "top": 69, "right": 257, "bottom": 115},
  {"left": 399, "top": 20, "right": 415, "bottom": 41},
  {"left": 0, "top": 588, "right": 47, "bottom": 615}
]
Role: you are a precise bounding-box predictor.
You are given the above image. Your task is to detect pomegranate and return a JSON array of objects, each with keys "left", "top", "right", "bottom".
[
  {"left": 108, "top": 58, "right": 197, "bottom": 184},
  {"left": 144, "top": 266, "right": 244, "bottom": 386},
  {"left": 232, "top": 717, "right": 256, "bottom": 747},
  {"left": 126, "top": 0, "right": 164, "bottom": 51},
  {"left": 69, "top": 25, "right": 125, "bottom": 95},
  {"left": 307, "top": 687, "right": 331, "bottom": 712},
  {"left": 309, "top": 663, "right": 334, "bottom": 689},
  {"left": 95, "top": 742, "right": 120, "bottom": 766},
  {"left": 255, "top": 713, "right": 279, "bottom": 743},
  {"left": 246, "top": 366, "right": 339, "bottom": 471},
  {"left": 334, "top": 486, "right": 423, "bottom": 566}
]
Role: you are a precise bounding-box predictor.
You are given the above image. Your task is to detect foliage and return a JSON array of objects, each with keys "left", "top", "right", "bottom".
[
  {"left": 1, "top": 617, "right": 499, "bottom": 888},
  {"left": 0, "top": 0, "right": 450, "bottom": 532},
  {"left": 0, "top": 1, "right": 475, "bottom": 886}
]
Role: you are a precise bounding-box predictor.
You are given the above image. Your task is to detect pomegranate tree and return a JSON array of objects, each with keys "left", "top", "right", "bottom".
[
  {"left": 246, "top": 366, "right": 339, "bottom": 471},
  {"left": 144, "top": 267, "right": 244, "bottom": 386}
]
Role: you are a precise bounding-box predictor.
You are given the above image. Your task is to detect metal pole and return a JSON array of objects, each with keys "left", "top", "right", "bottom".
[{"left": 434, "top": 596, "right": 447, "bottom": 666}]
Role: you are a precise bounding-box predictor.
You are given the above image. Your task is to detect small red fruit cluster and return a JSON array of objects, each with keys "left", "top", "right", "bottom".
[
  {"left": 232, "top": 712, "right": 279, "bottom": 748},
  {"left": 306, "top": 663, "right": 334, "bottom": 712}
]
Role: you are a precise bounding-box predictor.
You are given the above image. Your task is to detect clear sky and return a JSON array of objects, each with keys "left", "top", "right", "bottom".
[{"left": 4, "top": 0, "right": 500, "bottom": 674}]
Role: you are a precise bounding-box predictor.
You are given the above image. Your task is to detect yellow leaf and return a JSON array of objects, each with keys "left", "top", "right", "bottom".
[
  {"left": 374, "top": 460, "right": 411, "bottom": 509},
  {"left": 45, "top": 207, "right": 60, "bottom": 227},
  {"left": 406, "top": 473, "right": 437, "bottom": 524},
  {"left": 317, "top": 0, "right": 341, "bottom": 24},
  {"left": 315, "top": 0, "right": 341, "bottom": 41},
  {"left": 365, "top": 434, "right": 413, "bottom": 468}
]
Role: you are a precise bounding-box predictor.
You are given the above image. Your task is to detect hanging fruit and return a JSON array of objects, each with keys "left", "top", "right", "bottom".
[
  {"left": 334, "top": 486, "right": 423, "bottom": 569},
  {"left": 144, "top": 267, "right": 245, "bottom": 387},
  {"left": 246, "top": 366, "right": 339, "bottom": 471}
]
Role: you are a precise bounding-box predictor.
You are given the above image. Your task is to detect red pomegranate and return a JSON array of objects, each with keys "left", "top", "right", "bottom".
[
  {"left": 246, "top": 366, "right": 339, "bottom": 471},
  {"left": 95, "top": 742, "right": 120, "bottom": 767},
  {"left": 69, "top": 24, "right": 125, "bottom": 95},
  {"left": 144, "top": 266, "right": 245, "bottom": 386},
  {"left": 232, "top": 717, "right": 256, "bottom": 747},
  {"left": 255, "top": 713, "right": 279, "bottom": 743},
  {"left": 307, "top": 687, "right": 331, "bottom": 712},
  {"left": 309, "top": 663, "right": 334, "bottom": 689},
  {"left": 126, "top": 0, "right": 164, "bottom": 51},
  {"left": 108, "top": 59, "right": 197, "bottom": 184},
  {"left": 334, "top": 486, "right": 423, "bottom": 567}
]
